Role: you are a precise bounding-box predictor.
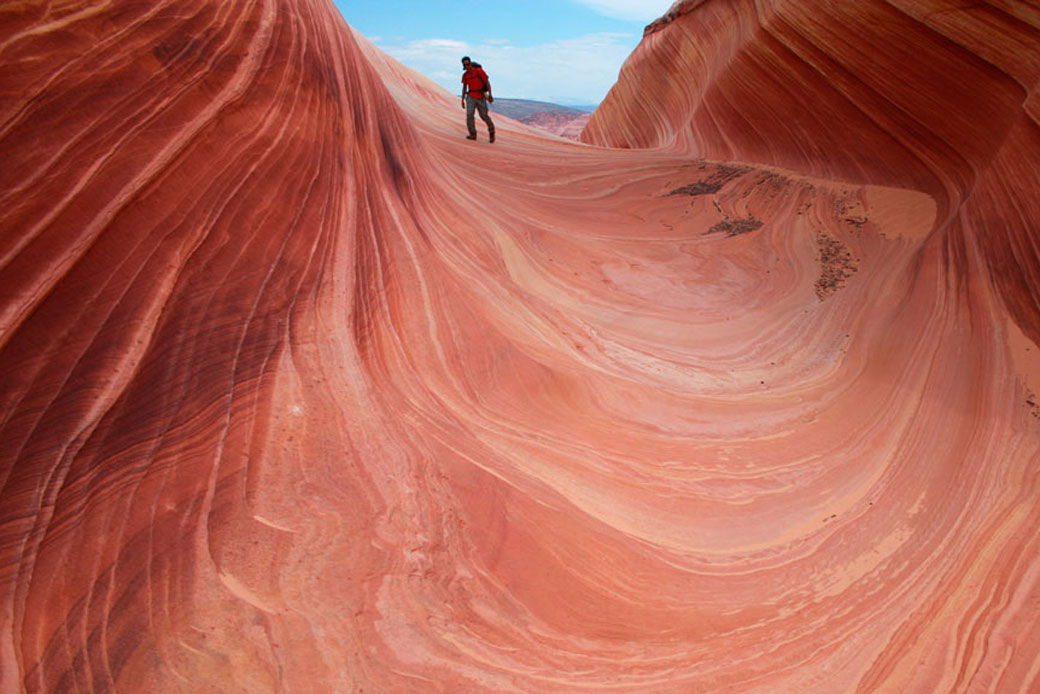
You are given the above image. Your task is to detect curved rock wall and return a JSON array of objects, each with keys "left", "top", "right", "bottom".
[
  {"left": 584, "top": 0, "right": 1040, "bottom": 344},
  {"left": 1, "top": 0, "right": 1039, "bottom": 692}
]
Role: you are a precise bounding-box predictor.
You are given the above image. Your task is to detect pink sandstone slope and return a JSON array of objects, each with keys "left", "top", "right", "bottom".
[{"left": 1, "top": 1, "right": 1039, "bottom": 693}]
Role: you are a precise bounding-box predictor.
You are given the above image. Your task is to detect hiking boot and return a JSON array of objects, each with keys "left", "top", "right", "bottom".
[
  {"left": 489, "top": 131, "right": 496, "bottom": 143},
  {"left": 466, "top": 134, "right": 477, "bottom": 140}
]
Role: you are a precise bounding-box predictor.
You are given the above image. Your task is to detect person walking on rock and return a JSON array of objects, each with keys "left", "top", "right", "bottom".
[{"left": 461, "top": 56, "right": 495, "bottom": 143}]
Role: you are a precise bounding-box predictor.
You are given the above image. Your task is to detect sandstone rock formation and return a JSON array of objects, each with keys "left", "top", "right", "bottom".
[{"left": 1, "top": 0, "right": 1038, "bottom": 692}]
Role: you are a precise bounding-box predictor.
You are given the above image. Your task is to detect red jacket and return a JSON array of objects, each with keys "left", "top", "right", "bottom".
[{"left": 462, "top": 67, "right": 490, "bottom": 98}]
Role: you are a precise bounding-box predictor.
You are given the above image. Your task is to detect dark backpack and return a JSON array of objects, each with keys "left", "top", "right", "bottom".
[{"left": 471, "top": 63, "right": 487, "bottom": 91}]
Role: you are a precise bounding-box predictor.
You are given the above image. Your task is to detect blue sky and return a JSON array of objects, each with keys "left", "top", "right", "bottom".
[{"left": 334, "top": 0, "right": 675, "bottom": 106}]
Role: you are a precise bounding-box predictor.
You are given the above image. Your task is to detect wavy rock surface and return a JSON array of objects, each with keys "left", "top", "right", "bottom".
[{"left": 1, "top": 1, "right": 1039, "bottom": 692}]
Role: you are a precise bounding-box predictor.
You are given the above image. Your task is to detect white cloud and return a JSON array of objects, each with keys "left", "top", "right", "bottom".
[
  {"left": 377, "top": 32, "right": 639, "bottom": 106},
  {"left": 570, "top": 0, "right": 674, "bottom": 22},
  {"left": 409, "top": 38, "right": 468, "bottom": 50}
]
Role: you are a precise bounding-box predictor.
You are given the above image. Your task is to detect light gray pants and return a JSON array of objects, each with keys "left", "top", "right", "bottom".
[{"left": 466, "top": 96, "right": 495, "bottom": 136}]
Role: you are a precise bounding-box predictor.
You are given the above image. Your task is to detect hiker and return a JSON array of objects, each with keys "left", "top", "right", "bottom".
[{"left": 461, "top": 56, "right": 495, "bottom": 142}]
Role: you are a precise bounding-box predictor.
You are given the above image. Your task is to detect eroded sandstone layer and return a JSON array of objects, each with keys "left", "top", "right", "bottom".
[{"left": 1, "top": 1, "right": 1039, "bottom": 692}]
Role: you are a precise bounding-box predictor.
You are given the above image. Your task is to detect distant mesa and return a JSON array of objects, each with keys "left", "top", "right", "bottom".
[{"left": 491, "top": 98, "right": 594, "bottom": 139}]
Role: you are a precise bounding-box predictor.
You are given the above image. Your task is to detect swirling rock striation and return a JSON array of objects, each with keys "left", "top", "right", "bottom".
[
  {"left": 584, "top": 0, "right": 1040, "bottom": 347},
  {"left": 1, "top": 0, "right": 1039, "bottom": 692}
]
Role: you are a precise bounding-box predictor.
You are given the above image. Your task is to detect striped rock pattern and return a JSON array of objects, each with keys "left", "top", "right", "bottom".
[{"left": 1, "top": 0, "right": 1038, "bottom": 692}]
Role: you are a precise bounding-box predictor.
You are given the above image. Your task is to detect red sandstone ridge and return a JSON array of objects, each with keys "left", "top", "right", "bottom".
[
  {"left": 2, "top": 1, "right": 1039, "bottom": 693},
  {"left": 585, "top": 0, "right": 1040, "bottom": 351}
]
